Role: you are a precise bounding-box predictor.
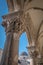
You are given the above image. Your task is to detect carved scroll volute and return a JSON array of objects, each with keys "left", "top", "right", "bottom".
[
  {"left": 2, "top": 21, "right": 7, "bottom": 28},
  {"left": 1, "top": 21, "right": 7, "bottom": 32},
  {"left": 1, "top": 20, "right": 10, "bottom": 33}
]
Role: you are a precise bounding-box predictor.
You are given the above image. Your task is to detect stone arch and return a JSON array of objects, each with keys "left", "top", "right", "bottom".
[
  {"left": 18, "top": 28, "right": 31, "bottom": 45},
  {"left": 20, "top": 11, "right": 36, "bottom": 45},
  {"left": 37, "top": 21, "right": 43, "bottom": 39},
  {"left": 36, "top": 21, "right": 43, "bottom": 57},
  {"left": 36, "top": 21, "right": 43, "bottom": 43}
]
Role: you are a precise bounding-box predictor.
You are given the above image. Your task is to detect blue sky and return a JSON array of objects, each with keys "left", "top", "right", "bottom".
[
  {"left": 0, "top": 0, "right": 28, "bottom": 55},
  {"left": 19, "top": 32, "right": 28, "bottom": 55},
  {"left": 0, "top": 0, "right": 8, "bottom": 49}
]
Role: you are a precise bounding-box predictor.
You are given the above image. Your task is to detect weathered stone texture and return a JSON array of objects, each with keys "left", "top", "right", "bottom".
[{"left": 0, "top": 0, "right": 43, "bottom": 65}]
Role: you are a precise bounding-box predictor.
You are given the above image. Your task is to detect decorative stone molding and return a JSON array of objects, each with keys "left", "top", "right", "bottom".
[{"left": 22, "top": 11, "right": 36, "bottom": 43}]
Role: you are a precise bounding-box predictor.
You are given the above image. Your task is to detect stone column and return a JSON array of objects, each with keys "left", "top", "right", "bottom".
[
  {"left": 7, "top": 17, "right": 22, "bottom": 65},
  {"left": 8, "top": 33, "right": 19, "bottom": 65},
  {"left": 0, "top": 15, "right": 22, "bottom": 65},
  {"left": 27, "top": 41, "right": 39, "bottom": 65},
  {"left": 1, "top": 21, "right": 13, "bottom": 65}
]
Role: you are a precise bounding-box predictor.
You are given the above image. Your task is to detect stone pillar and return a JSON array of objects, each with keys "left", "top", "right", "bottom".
[
  {"left": 1, "top": 32, "right": 13, "bottom": 65},
  {"left": 8, "top": 33, "right": 19, "bottom": 65},
  {"left": 1, "top": 21, "right": 13, "bottom": 65},
  {"left": 1, "top": 15, "right": 22, "bottom": 65},
  {"left": 27, "top": 41, "right": 38, "bottom": 65}
]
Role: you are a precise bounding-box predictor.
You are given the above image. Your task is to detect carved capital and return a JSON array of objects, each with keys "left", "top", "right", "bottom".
[
  {"left": 12, "top": 18, "right": 23, "bottom": 32},
  {"left": 2, "top": 20, "right": 11, "bottom": 34},
  {"left": 27, "top": 42, "right": 39, "bottom": 58},
  {"left": 2, "top": 17, "right": 24, "bottom": 34}
]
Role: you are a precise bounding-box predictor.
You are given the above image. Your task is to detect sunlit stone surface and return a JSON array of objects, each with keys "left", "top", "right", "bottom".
[{"left": 0, "top": 0, "right": 43, "bottom": 65}]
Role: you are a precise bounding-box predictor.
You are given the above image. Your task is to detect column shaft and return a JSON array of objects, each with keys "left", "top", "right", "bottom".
[
  {"left": 8, "top": 33, "right": 19, "bottom": 65},
  {"left": 1, "top": 32, "right": 13, "bottom": 65}
]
